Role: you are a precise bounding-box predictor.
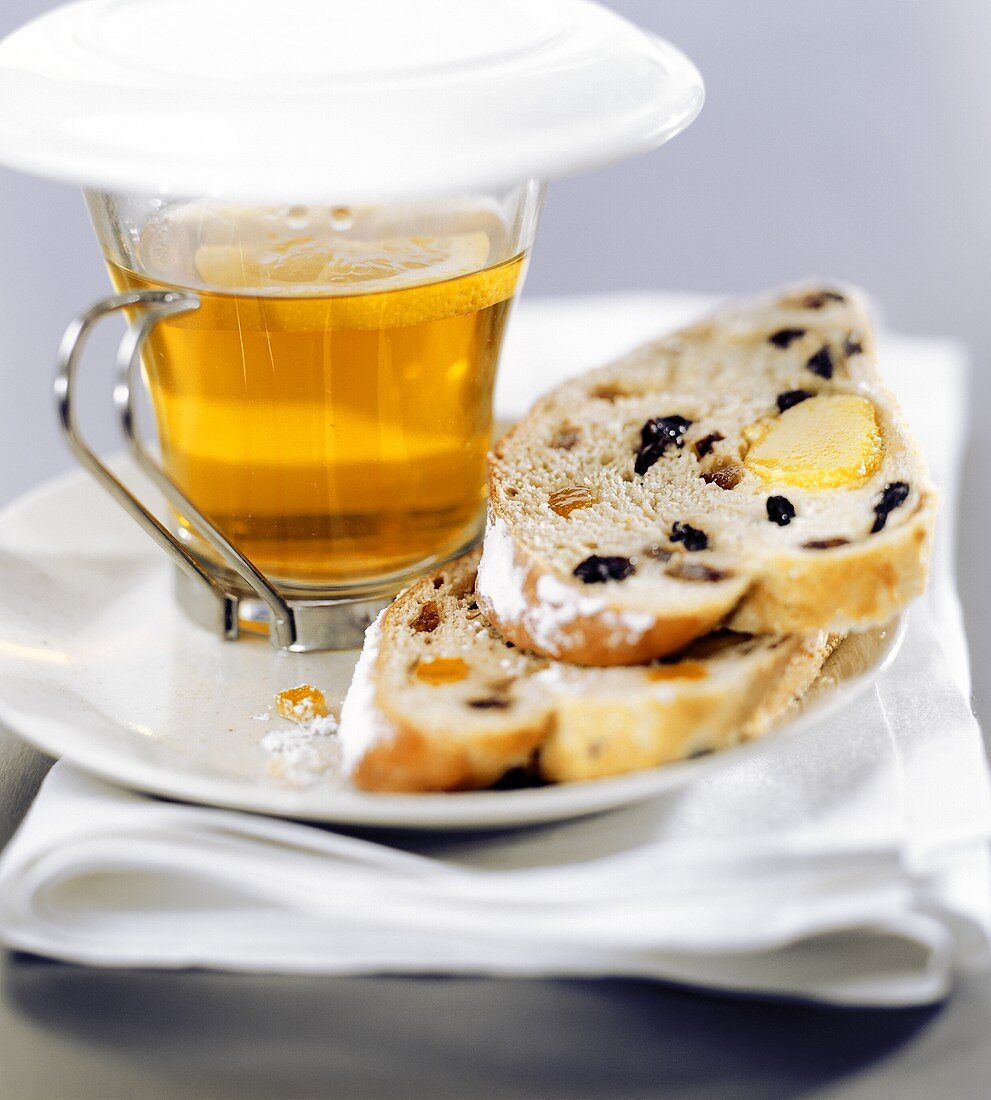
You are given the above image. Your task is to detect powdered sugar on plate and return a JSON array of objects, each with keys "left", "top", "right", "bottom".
[
  {"left": 477, "top": 514, "right": 653, "bottom": 654},
  {"left": 475, "top": 515, "right": 532, "bottom": 622},
  {"left": 259, "top": 696, "right": 344, "bottom": 789}
]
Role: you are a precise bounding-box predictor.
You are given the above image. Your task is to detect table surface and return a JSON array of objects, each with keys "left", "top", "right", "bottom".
[{"left": 2, "top": 310, "right": 990, "bottom": 1100}]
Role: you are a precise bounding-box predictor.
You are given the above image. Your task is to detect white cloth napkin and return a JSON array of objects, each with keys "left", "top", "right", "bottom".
[{"left": 1, "top": 294, "right": 988, "bottom": 1007}]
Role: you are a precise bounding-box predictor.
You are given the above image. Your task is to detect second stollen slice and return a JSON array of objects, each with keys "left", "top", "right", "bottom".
[
  {"left": 339, "top": 548, "right": 835, "bottom": 792},
  {"left": 477, "top": 282, "right": 936, "bottom": 666}
]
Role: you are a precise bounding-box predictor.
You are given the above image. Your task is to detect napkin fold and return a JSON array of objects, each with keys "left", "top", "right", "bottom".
[{"left": 0, "top": 296, "right": 987, "bottom": 1006}]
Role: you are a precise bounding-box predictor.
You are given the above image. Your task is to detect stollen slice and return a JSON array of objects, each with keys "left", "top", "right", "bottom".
[
  {"left": 338, "top": 549, "right": 836, "bottom": 793},
  {"left": 477, "top": 282, "right": 936, "bottom": 665}
]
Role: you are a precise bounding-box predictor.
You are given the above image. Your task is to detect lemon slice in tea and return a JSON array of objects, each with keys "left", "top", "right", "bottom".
[
  {"left": 191, "top": 231, "right": 516, "bottom": 329},
  {"left": 190, "top": 231, "right": 523, "bottom": 330},
  {"left": 194, "top": 232, "right": 488, "bottom": 291}
]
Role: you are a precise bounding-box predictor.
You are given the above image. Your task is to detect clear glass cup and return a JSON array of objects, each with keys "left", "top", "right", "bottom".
[{"left": 85, "top": 184, "right": 543, "bottom": 606}]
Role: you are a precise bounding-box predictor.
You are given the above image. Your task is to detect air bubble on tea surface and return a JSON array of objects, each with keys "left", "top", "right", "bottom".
[
  {"left": 330, "top": 206, "right": 355, "bottom": 231},
  {"left": 285, "top": 205, "right": 311, "bottom": 230}
]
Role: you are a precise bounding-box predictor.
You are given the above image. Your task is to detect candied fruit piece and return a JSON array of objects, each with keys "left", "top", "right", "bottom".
[
  {"left": 744, "top": 395, "right": 883, "bottom": 490},
  {"left": 804, "top": 537, "right": 850, "bottom": 550},
  {"left": 591, "top": 383, "right": 629, "bottom": 402},
  {"left": 414, "top": 657, "right": 470, "bottom": 685},
  {"left": 275, "top": 684, "right": 329, "bottom": 724},
  {"left": 647, "top": 660, "right": 708, "bottom": 682},
  {"left": 643, "top": 543, "right": 674, "bottom": 562},
  {"left": 694, "top": 431, "right": 725, "bottom": 458},
  {"left": 551, "top": 425, "right": 581, "bottom": 450},
  {"left": 667, "top": 559, "right": 730, "bottom": 583},
  {"left": 411, "top": 601, "right": 440, "bottom": 633},
  {"left": 702, "top": 463, "right": 744, "bottom": 490},
  {"left": 549, "top": 486, "right": 597, "bottom": 517}
]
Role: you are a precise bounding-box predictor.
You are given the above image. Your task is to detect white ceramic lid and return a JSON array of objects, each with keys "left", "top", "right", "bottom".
[{"left": 0, "top": 0, "right": 703, "bottom": 201}]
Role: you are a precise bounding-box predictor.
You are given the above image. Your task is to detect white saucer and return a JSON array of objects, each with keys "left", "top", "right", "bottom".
[{"left": 0, "top": 462, "right": 903, "bottom": 830}]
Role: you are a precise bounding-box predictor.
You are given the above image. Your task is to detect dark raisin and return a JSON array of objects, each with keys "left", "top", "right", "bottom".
[
  {"left": 410, "top": 601, "right": 440, "bottom": 633},
  {"left": 432, "top": 577, "right": 444, "bottom": 589},
  {"left": 694, "top": 431, "right": 724, "bottom": 458},
  {"left": 670, "top": 523, "right": 709, "bottom": 552},
  {"left": 643, "top": 543, "right": 674, "bottom": 563},
  {"left": 843, "top": 332, "right": 864, "bottom": 356},
  {"left": 871, "top": 482, "right": 910, "bottom": 533},
  {"left": 766, "top": 495, "right": 796, "bottom": 526},
  {"left": 803, "top": 537, "right": 850, "bottom": 550},
  {"left": 635, "top": 445, "right": 665, "bottom": 476},
  {"left": 768, "top": 328, "right": 806, "bottom": 349},
  {"left": 702, "top": 463, "right": 743, "bottom": 490},
  {"left": 667, "top": 559, "right": 728, "bottom": 583},
  {"left": 634, "top": 415, "right": 693, "bottom": 475},
  {"left": 776, "top": 389, "right": 813, "bottom": 414},
  {"left": 643, "top": 415, "right": 693, "bottom": 445},
  {"left": 573, "top": 555, "right": 635, "bottom": 584},
  {"left": 801, "top": 290, "right": 846, "bottom": 309},
  {"left": 551, "top": 425, "right": 580, "bottom": 450},
  {"left": 806, "top": 346, "right": 835, "bottom": 379},
  {"left": 468, "top": 698, "right": 511, "bottom": 710}
]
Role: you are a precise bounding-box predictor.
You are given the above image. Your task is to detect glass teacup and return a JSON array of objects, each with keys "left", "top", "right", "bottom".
[{"left": 87, "top": 186, "right": 542, "bottom": 598}]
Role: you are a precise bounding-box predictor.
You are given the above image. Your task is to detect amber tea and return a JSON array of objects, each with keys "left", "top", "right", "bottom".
[{"left": 106, "top": 204, "right": 524, "bottom": 589}]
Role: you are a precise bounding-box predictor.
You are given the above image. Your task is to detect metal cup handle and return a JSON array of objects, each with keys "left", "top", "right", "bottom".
[{"left": 54, "top": 289, "right": 300, "bottom": 649}]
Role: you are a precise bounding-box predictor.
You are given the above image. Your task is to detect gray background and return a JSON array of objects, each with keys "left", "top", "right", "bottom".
[
  {"left": 2, "top": 0, "right": 988, "bottom": 724},
  {"left": 2, "top": 3, "right": 991, "bottom": 1099}
]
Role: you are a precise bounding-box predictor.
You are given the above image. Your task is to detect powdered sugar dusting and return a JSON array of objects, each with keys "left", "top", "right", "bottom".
[
  {"left": 261, "top": 698, "right": 342, "bottom": 788},
  {"left": 338, "top": 610, "right": 398, "bottom": 776},
  {"left": 534, "top": 571, "right": 606, "bottom": 624},
  {"left": 476, "top": 515, "right": 529, "bottom": 621},
  {"left": 478, "top": 514, "right": 655, "bottom": 655}
]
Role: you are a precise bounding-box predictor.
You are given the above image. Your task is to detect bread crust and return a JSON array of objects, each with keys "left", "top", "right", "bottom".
[
  {"left": 730, "top": 496, "right": 935, "bottom": 635},
  {"left": 351, "top": 713, "right": 548, "bottom": 793},
  {"left": 538, "top": 633, "right": 832, "bottom": 782}
]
